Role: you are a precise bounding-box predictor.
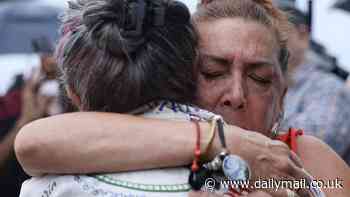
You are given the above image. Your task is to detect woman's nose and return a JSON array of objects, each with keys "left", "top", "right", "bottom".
[{"left": 221, "top": 79, "right": 247, "bottom": 110}]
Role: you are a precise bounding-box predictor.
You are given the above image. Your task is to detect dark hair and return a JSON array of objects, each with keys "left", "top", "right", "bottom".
[
  {"left": 56, "top": 0, "right": 198, "bottom": 112},
  {"left": 194, "top": 0, "right": 290, "bottom": 73}
]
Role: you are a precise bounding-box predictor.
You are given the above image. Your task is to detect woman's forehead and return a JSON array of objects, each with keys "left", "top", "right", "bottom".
[{"left": 197, "top": 18, "right": 280, "bottom": 65}]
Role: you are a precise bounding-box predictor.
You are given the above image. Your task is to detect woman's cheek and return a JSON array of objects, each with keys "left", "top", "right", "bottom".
[
  {"left": 259, "top": 91, "right": 279, "bottom": 132},
  {"left": 245, "top": 79, "right": 277, "bottom": 131},
  {"left": 246, "top": 78, "right": 272, "bottom": 94},
  {"left": 197, "top": 78, "right": 224, "bottom": 108}
]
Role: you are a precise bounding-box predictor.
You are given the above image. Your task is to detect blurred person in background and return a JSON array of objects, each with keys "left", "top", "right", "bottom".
[
  {"left": 276, "top": 1, "right": 350, "bottom": 164},
  {"left": 0, "top": 54, "right": 63, "bottom": 197}
]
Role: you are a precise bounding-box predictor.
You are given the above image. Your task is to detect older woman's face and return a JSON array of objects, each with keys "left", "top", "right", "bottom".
[{"left": 196, "top": 18, "right": 286, "bottom": 137}]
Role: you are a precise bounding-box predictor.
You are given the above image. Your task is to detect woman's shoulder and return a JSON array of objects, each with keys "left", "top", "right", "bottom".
[
  {"left": 297, "top": 134, "right": 328, "bottom": 152},
  {"left": 278, "top": 129, "right": 349, "bottom": 179},
  {"left": 297, "top": 134, "right": 350, "bottom": 196},
  {"left": 296, "top": 134, "right": 343, "bottom": 164},
  {"left": 277, "top": 129, "right": 339, "bottom": 157}
]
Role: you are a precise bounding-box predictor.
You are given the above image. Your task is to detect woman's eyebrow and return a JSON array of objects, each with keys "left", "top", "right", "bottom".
[
  {"left": 201, "top": 54, "right": 231, "bottom": 67},
  {"left": 246, "top": 58, "right": 275, "bottom": 70}
]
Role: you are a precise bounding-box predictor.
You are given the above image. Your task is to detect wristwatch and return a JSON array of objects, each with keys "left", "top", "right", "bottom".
[
  {"left": 222, "top": 154, "right": 251, "bottom": 183},
  {"left": 188, "top": 116, "right": 251, "bottom": 192},
  {"left": 204, "top": 151, "right": 251, "bottom": 182},
  {"left": 204, "top": 118, "right": 251, "bottom": 193}
]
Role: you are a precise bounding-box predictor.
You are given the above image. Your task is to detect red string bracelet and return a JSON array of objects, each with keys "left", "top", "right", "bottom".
[{"left": 191, "top": 119, "right": 201, "bottom": 172}]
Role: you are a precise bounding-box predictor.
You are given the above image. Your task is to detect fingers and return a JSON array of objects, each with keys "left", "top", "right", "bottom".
[
  {"left": 256, "top": 148, "right": 310, "bottom": 196},
  {"left": 289, "top": 151, "right": 303, "bottom": 169},
  {"left": 290, "top": 168, "right": 314, "bottom": 197},
  {"left": 268, "top": 140, "right": 306, "bottom": 178},
  {"left": 277, "top": 157, "right": 310, "bottom": 197},
  {"left": 233, "top": 132, "right": 311, "bottom": 196},
  {"left": 269, "top": 162, "right": 311, "bottom": 197}
]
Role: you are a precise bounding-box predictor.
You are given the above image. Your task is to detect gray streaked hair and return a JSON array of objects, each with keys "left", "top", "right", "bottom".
[{"left": 55, "top": 0, "right": 199, "bottom": 112}]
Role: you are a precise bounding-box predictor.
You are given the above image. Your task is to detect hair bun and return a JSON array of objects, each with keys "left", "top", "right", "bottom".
[
  {"left": 81, "top": 0, "right": 191, "bottom": 56},
  {"left": 83, "top": 0, "right": 126, "bottom": 29},
  {"left": 82, "top": 0, "right": 146, "bottom": 56}
]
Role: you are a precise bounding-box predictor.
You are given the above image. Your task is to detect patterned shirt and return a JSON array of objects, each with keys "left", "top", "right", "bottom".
[{"left": 282, "top": 52, "right": 350, "bottom": 163}]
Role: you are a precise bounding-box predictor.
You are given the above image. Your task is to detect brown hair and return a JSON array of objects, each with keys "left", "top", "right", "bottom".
[
  {"left": 56, "top": 0, "right": 198, "bottom": 112},
  {"left": 194, "top": 0, "right": 290, "bottom": 73}
]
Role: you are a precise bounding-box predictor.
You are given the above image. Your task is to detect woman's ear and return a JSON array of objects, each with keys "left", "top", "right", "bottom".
[{"left": 65, "top": 86, "right": 81, "bottom": 109}]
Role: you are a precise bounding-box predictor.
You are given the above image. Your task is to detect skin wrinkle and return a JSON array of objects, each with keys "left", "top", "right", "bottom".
[{"left": 196, "top": 18, "right": 286, "bottom": 137}]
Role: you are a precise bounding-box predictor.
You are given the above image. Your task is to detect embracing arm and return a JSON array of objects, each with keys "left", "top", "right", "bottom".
[
  {"left": 298, "top": 135, "right": 350, "bottom": 197},
  {"left": 15, "top": 112, "right": 213, "bottom": 176}
]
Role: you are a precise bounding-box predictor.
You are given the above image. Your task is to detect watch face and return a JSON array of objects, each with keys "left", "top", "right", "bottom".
[{"left": 222, "top": 155, "right": 250, "bottom": 182}]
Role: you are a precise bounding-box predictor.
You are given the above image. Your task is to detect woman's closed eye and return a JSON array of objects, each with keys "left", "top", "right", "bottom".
[
  {"left": 248, "top": 73, "right": 272, "bottom": 85},
  {"left": 201, "top": 70, "right": 225, "bottom": 80}
]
